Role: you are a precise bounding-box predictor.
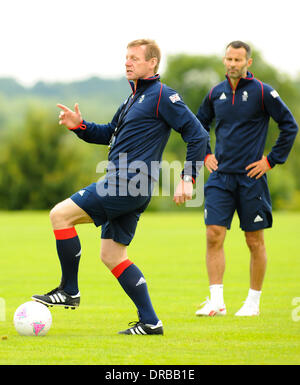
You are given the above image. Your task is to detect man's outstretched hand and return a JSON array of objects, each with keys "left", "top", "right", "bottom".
[{"left": 57, "top": 103, "right": 82, "bottom": 129}]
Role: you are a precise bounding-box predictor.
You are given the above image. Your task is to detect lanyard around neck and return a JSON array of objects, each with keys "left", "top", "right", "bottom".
[{"left": 108, "top": 88, "right": 143, "bottom": 151}]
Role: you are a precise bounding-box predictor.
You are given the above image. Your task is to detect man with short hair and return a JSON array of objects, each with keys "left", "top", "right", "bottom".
[
  {"left": 32, "top": 39, "right": 209, "bottom": 335},
  {"left": 196, "top": 41, "right": 298, "bottom": 317}
]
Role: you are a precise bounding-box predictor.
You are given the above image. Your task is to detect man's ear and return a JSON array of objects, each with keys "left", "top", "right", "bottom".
[{"left": 151, "top": 57, "right": 158, "bottom": 70}]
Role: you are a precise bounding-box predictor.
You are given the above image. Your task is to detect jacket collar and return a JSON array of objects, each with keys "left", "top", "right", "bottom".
[
  {"left": 225, "top": 71, "right": 254, "bottom": 89},
  {"left": 129, "top": 74, "right": 160, "bottom": 93}
]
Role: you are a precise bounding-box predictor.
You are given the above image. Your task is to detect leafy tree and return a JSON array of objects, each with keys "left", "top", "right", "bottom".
[{"left": 0, "top": 106, "right": 103, "bottom": 209}]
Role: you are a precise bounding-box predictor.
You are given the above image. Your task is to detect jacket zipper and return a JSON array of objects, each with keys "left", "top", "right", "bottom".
[
  {"left": 133, "top": 79, "right": 139, "bottom": 97},
  {"left": 227, "top": 77, "right": 241, "bottom": 105}
]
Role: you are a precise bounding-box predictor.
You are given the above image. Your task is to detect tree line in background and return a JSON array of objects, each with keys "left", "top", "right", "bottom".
[{"left": 0, "top": 48, "right": 299, "bottom": 211}]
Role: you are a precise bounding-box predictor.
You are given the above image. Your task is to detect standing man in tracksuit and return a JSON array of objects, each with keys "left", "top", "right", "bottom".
[
  {"left": 195, "top": 41, "right": 298, "bottom": 317},
  {"left": 32, "top": 39, "right": 209, "bottom": 335}
]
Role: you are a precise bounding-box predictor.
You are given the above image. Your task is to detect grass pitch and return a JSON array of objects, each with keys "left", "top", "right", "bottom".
[{"left": 0, "top": 210, "right": 299, "bottom": 365}]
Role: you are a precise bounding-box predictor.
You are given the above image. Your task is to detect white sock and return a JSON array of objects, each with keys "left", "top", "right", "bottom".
[
  {"left": 246, "top": 288, "right": 261, "bottom": 307},
  {"left": 209, "top": 284, "right": 224, "bottom": 306}
]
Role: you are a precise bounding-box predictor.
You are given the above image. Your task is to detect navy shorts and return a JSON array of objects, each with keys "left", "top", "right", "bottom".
[
  {"left": 204, "top": 172, "right": 272, "bottom": 232},
  {"left": 70, "top": 180, "right": 151, "bottom": 246}
]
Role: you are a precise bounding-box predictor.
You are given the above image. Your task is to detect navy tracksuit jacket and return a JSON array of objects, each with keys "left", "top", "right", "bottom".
[
  {"left": 196, "top": 71, "right": 298, "bottom": 173},
  {"left": 70, "top": 75, "right": 209, "bottom": 182}
]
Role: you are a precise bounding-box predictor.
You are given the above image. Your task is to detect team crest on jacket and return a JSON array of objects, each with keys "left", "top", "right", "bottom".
[
  {"left": 242, "top": 91, "right": 248, "bottom": 102},
  {"left": 169, "top": 93, "right": 181, "bottom": 103},
  {"left": 271, "top": 90, "right": 279, "bottom": 99},
  {"left": 138, "top": 95, "right": 145, "bottom": 103},
  {"left": 219, "top": 92, "right": 227, "bottom": 100}
]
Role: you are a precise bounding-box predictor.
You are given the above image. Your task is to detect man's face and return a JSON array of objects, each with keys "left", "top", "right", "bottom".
[
  {"left": 125, "top": 45, "right": 156, "bottom": 81},
  {"left": 223, "top": 46, "right": 253, "bottom": 80}
]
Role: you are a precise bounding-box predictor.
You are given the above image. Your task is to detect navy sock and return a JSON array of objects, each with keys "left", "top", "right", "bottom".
[
  {"left": 54, "top": 227, "right": 81, "bottom": 296},
  {"left": 112, "top": 260, "right": 159, "bottom": 325}
]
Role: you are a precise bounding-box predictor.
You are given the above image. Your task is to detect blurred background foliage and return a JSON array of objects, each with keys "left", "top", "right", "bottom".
[{"left": 0, "top": 47, "right": 299, "bottom": 211}]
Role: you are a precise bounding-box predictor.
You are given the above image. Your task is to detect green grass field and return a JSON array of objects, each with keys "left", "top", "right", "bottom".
[{"left": 0, "top": 210, "right": 299, "bottom": 365}]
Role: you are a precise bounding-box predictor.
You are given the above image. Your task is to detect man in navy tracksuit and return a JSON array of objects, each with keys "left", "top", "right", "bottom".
[
  {"left": 32, "top": 39, "right": 208, "bottom": 335},
  {"left": 195, "top": 41, "right": 298, "bottom": 317}
]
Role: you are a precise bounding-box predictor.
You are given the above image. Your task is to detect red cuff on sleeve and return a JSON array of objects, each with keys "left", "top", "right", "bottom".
[
  {"left": 180, "top": 175, "right": 196, "bottom": 184},
  {"left": 68, "top": 120, "right": 86, "bottom": 130},
  {"left": 204, "top": 154, "right": 211, "bottom": 164},
  {"left": 266, "top": 157, "right": 272, "bottom": 169}
]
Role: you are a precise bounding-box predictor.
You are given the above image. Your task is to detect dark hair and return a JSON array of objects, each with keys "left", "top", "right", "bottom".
[{"left": 226, "top": 41, "right": 251, "bottom": 59}]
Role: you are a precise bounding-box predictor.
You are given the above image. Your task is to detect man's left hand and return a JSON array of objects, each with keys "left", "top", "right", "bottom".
[
  {"left": 173, "top": 180, "right": 193, "bottom": 206},
  {"left": 246, "top": 156, "right": 271, "bottom": 179}
]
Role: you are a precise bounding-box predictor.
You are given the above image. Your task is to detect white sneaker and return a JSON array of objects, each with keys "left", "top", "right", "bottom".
[
  {"left": 195, "top": 297, "right": 226, "bottom": 317},
  {"left": 235, "top": 300, "right": 259, "bottom": 316}
]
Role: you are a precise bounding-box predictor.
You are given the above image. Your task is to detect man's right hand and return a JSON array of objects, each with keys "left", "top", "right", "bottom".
[
  {"left": 57, "top": 103, "right": 82, "bottom": 129},
  {"left": 205, "top": 154, "right": 218, "bottom": 173}
]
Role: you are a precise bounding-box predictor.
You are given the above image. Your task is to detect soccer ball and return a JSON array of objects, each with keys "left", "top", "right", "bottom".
[{"left": 14, "top": 301, "right": 52, "bottom": 336}]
